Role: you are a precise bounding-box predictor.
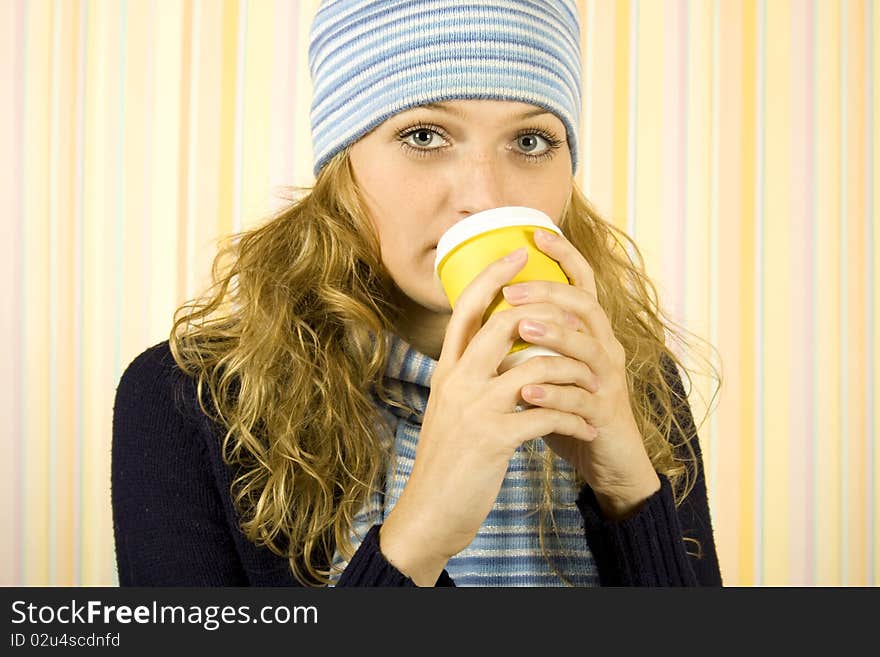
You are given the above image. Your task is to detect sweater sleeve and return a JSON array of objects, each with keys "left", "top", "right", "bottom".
[
  {"left": 111, "top": 343, "right": 252, "bottom": 586},
  {"left": 113, "top": 343, "right": 454, "bottom": 587},
  {"left": 335, "top": 525, "right": 456, "bottom": 587},
  {"left": 576, "top": 355, "right": 723, "bottom": 586}
]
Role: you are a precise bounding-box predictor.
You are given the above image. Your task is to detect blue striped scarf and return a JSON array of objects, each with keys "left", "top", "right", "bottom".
[{"left": 331, "top": 332, "right": 597, "bottom": 586}]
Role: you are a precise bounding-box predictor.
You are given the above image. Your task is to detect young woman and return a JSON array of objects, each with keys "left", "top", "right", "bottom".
[{"left": 112, "top": 0, "right": 722, "bottom": 587}]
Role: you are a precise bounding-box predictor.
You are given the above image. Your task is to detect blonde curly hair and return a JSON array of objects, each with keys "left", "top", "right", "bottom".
[{"left": 170, "top": 148, "right": 721, "bottom": 585}]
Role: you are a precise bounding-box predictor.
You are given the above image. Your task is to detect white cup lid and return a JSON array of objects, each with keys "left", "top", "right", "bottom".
[{"left": 434, "top": 206, "right": 563, "bottom": 274}]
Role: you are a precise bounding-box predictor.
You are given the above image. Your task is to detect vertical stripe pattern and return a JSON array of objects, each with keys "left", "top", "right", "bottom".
[{"left": 0, "top": 0, "right": 875, "bottom": 586}]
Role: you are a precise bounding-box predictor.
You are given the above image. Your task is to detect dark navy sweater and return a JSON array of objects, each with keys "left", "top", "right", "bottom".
[{"left": 111, "top": 341, "right": 722, "bottom": 587}]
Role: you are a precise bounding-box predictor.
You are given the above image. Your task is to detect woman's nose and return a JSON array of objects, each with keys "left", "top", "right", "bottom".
[{"left": 452, "top": 154, "right": 508, "bottom": 217}]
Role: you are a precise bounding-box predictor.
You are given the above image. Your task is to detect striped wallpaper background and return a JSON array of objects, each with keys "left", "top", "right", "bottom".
[{"left": 0, "top": 0, "right": 875, "bottom": 587}]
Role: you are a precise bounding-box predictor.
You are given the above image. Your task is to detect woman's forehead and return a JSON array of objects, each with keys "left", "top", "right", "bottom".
[{"left": 392, "top": 100, "right": 561, "bottom": 127}]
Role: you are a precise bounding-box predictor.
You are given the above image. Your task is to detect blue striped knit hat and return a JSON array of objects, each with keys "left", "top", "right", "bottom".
[{"left": 308, "top": 0, "right": 582, "bottom": 177}]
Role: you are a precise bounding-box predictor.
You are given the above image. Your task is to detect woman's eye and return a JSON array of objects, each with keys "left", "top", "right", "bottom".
[
  {"left": 516, "top": 133, "right": 550, "bottom": 155},
  {"left": 397, "top": 125, "right": 561, "bottom": 162},
  {"left": 405, "top": 128, "right": 445, "bottom": 149}
]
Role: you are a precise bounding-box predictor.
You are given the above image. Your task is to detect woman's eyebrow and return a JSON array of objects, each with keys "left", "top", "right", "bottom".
[{"left": 416, "top": 102, "right": 552, "bottom": 121}]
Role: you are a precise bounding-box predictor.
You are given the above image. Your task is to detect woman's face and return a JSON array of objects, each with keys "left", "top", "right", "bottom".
[{"left": 349, "top": 99, "right": 572, "bottom": 315}]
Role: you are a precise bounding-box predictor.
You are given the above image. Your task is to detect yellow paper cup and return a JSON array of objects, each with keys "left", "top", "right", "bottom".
[{"left": 434, "top": 206, "right": 570, "bottom": 374}]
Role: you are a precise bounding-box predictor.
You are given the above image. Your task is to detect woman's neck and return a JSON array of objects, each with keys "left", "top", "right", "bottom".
[{"left": 392, "top": 291, "right": 451, "bottom": 362}]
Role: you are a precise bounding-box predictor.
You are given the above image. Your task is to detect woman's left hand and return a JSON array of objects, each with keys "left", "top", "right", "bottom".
[{"left": 500, "top": 228, "right": 661, "bottom": 519}]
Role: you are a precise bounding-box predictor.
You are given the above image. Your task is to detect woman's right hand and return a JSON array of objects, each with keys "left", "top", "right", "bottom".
[{"left": 379, "top": 247, "right": 598, "bottom": 585}]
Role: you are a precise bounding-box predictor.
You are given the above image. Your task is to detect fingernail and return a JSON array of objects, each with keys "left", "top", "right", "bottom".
[
  {"left": 524, "top": 385, "right": 544, "bottom": 400},
  {"left": 520, "top": 320, "right": 545, "bottom": 336},
  {"left": 504, "top": 247, "right": 527, "bottom": 262},
  {"left": 536, "top": 230, "right": 557, "bottom": 242},
  {"left": 502, "top": 284, "right": 529, "bottom": 302}
]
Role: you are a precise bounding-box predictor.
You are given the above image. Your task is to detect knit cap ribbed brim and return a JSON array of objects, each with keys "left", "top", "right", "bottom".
[{"left": 309, "top": 0, "right": 582, "bottom": 177}]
